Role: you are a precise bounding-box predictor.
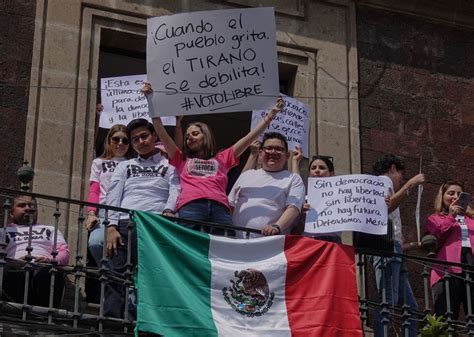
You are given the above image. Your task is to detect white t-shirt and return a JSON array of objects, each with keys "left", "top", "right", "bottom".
[
  {"left": 228, "top": 169, "right": 305, "bottom": 238},
  {"left": 385, "top": 179, "right": 403, "bottom": 244},
  {"left": 89, "top": 157, "right": 127, "bottom": 204},
  {"left": 106, "top": 152, "right": 180, "bottom": 225}
]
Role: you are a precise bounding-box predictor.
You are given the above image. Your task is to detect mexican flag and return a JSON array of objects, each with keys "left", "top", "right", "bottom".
[{"left": 135, "top": 210, "right": 362, "bottom": 337}]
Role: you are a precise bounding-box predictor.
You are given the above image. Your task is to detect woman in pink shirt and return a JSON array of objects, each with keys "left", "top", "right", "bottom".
[
  {"left": 143, "top": 82, "right": 283, "bottom": 227},
  {"left": 425, "top": 180, "right": 474, "bottom": 320}
]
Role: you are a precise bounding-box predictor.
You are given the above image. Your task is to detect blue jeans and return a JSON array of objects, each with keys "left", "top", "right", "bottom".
[
  {"left": 372, "top": 242, "right": 419, "bottom": 337},
  {"left": 178, "top": 199, "right": 233, "bottom": 235},
  {"left": 88, "top": 222, "right": 104, "bottom": 265}
]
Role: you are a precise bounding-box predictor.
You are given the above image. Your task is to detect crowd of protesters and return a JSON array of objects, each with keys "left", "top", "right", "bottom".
[{"left": 1, "top": 83, "right": 472, "bottom": 336}]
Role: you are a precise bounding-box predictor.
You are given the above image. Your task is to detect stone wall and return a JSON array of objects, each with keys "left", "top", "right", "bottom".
[
  {"left": 358, "top": 4, "right": 474, "bottom": 237},
  {"left": 0, "top": 0, "right": 37, "bottom": 189},
  {"left": 357, "top": 3, "right": 474, "bottom": 304}
]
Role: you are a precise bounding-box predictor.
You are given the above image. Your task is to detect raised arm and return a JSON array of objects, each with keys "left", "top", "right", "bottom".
[
  {"left": 142, "top": 83, "right": 180, "bottom": 160},
  {"left": 232, "top": 97, "right": 284, "bottom": 158},
  {"left": 388, "top": 173, "right": 425, "bottom": 213},
  {"left": 174, "top": 115, "right": 184, "bottom": 150},
  {"left": 241, "top": 140, "right": 261, "bottom": 173},
  {"left": 291, "top": 145, "right": 303, "bottom": 176}
]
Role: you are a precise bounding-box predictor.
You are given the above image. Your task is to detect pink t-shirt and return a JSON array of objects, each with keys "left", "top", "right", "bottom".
[
  {"left": 170, "top": 147, "right": 239, "bottom": 210},
  {"left": 2, "top": 224, "right": 70, "bottom": 265}
]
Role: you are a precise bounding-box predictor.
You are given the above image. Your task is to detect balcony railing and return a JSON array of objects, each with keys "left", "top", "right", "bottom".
[{"left": 0, "top": 187, "right": 473, "bottom": 336}]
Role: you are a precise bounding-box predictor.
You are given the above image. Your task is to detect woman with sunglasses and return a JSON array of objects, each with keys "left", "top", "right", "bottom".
[
  {"left": 85, "top": 124, "right": 133, "bottom": 264},
  {"left": 142, "top": 82, "right": 283, "bottom": 227},
  {"left": 292, "top": 152, "right": 341, "bottom": 243},
  {"left": 425, "top": 180, "right": 474, "bottom": 320}
]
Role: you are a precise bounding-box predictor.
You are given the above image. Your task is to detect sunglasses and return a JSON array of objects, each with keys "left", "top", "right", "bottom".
[{"left": 111, "top": 136, "right": 130, "bottom": 145}]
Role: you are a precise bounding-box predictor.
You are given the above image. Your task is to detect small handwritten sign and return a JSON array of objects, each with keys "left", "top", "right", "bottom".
[
  {"left": 251, "top": 95, "right": 309, "bottom": 156},
  {"left": 99, "top": 74, "right": 175, "bottom": 129},
  {"left": 305, "top": 174, "right": 391, "bottom": 235},
  {"left": 146, "top": 7, "right": 279, "bottom": 117}
]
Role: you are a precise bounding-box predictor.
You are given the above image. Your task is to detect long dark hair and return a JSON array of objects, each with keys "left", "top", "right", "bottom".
[{"left": 309, "top": 155, "right": 335, "bottom": 174}]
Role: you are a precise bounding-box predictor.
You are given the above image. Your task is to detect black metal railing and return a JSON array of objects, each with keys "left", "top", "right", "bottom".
[
  {"left": 1, "top": 187, "right": 474, "bottom": 336},
  {"left": 0, "top": 187, "right": 260, "bottom": 335},
  {"left": 357, "top": 247, "right": 474, "bottom": 337}
]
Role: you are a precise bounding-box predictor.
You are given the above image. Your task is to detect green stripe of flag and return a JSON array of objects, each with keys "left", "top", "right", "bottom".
[{"left": 135, "top": 210, "right": 218, "bottom": 337}]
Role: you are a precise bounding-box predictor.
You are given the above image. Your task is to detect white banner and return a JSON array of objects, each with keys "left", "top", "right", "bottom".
[
  {"left": 251, "top": 95, "right": 309, "bottom": 157},
  {"left": 305, "top": 174, "right": 391, "bottom": 235},
  {"left": 146, "top": 7, "right": 279, "bottom": 117},
  {"left": 100, "top": 74, "right": 175, "bottom": 129}
]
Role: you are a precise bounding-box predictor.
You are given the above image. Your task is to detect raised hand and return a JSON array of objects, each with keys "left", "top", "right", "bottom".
[
  {"left": 292, "top": 146, "right": 303, "bottom": 165},
  {"left": 141, "top": 81, "right": 153, "bottom": 97},
  {"left": 249, "top": 140, "right": 261, "bottom": 156}
]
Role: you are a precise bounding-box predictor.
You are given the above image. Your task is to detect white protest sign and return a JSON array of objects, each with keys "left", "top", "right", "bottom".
[
  {"left": 146, "top": 7, "right": 279, "bottom": 117},
  {"left": 305, "top": 174, "right": 391, "bottom": 235},
  {"left": 100, "top": 74, "right": 175, "bottom": 129},
  {"left": 251, "top": 95, "right": 309, "bottom": 157}
]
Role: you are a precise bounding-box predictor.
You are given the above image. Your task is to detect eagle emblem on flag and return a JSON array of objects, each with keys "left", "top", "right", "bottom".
[{"left": 222, "top": 268, "right": 274, "bottom": 317}]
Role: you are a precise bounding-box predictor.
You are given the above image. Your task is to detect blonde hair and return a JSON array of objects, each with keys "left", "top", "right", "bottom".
[
  {"left": 100, "top": 124, "right": 133, "bottom": 160},
  {"left": 183, "top": 122, "right": 216, "bottom": 160},
  {"left": 434, "top": 180, "right": 474, "bottom": 217}
]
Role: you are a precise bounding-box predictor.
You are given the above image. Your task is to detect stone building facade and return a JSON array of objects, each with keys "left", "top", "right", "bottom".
[
  {"left": 1, "top": 0, "right": 474, "bottom": 312},
  {"left": 356, "top": 1, "right": 474, "bottom": 305},
  {"left": 357, "top": 2, "right": 474, "bottom": 246},
  {"left": 0, "top": 0, "right": 37, "bottom": 189}
]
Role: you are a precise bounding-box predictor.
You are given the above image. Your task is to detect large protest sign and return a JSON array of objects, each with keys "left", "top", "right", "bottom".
[
  {"left": 305, "top": 174, "right": 391, "bottom": 235},
  {"left": 146, "top": 7, "right": 279, "bottom": 117},
  {"left": 100, "top": 74, "right": 175, "bottom": 129},
  {"left": 251, "top": 95, "right": 309, "bottom": 156}
]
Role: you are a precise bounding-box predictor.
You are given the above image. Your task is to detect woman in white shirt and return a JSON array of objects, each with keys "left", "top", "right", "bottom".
[{"left": 85, "top": 124, "right": 133, "bottom": 264}]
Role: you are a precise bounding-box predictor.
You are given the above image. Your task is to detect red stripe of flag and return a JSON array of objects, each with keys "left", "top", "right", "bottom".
[{"left": 284, "top": 236, "right": 363, "bottom": 337}]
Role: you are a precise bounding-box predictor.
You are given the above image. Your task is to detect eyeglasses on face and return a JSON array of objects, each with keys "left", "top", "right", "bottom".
[
  {"left": 131, "top": 132, "right": 151, "bottom": 144},
  {"left": 262, "top": 146, "right": 286, "bottom": 154},
  {"left": 111, "top": 136, "right": 130, "bottom": 145}
]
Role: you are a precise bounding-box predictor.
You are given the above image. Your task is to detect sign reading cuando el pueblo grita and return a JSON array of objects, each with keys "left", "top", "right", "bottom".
[
  {"left": 100, "top": 74, "right": 175, "bottom": 129},
  {"left": 146, "top": 7, "right": 279, "bottom": 117},
  {"left": 251, "top": 95, "right": 310, "bottom": 157},
  {"left": 305, "top": 174, "right": 391, "bottom": 235}
]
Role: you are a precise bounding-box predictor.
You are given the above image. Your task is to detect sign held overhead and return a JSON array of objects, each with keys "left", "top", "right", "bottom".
[{"left": 146, "top": 7, "right": 279, "bottom": 117}]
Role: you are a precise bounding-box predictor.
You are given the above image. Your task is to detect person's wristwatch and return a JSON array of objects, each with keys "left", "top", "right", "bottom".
[{"left": 271, "top": 223, "right": 281, "bottom": 234}]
